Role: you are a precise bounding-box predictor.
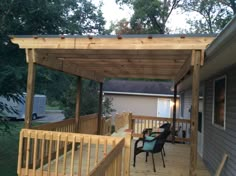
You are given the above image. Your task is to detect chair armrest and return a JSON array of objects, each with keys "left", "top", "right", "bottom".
[
  {"left": 134, "top": 138, "right": 144, "bottom": 149},
  {"left": 150, "top": 132, "right": 161, "bottom": 137},
  {"left": 143, "top": 137, "right": 157, "bottom": 143},
  {"left": 142, "top": 128, "right": 153, "bottom": 136}
]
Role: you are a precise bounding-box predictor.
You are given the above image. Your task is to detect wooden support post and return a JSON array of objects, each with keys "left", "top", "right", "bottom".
[
  {"left": 75, "top": 77, "right": 81, "bottom": 132},
  {"left": 24, "top": 49, "right": 36, "bottom": 129},
  {"left": 128, "top": 113, "right": 133, "bottom": 130},
  {"left": 189, "top": 50, "right": 201, "bottom": 176},
  {"left": 97, "top": 83, "right": 103, "bottom": 135},
  {"left": 124, "top": 132, "right": 132, "bottom": 176},
  {"left": 172, "top": 84, "right": 177, "bottom": 143}
]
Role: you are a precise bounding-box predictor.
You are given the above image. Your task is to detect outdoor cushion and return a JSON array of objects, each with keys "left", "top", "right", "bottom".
[{"left": 143, "top": 136, "right": 156, "bottom": 151}]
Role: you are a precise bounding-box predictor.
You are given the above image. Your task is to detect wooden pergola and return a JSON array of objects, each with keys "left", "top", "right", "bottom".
[{"left": 11, "top": 35, "right": 214, "bottom": 176}]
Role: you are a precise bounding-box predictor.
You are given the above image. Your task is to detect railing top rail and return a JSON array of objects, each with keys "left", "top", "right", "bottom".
[
  {"left": 32, "top": 113, "right": 99, "bottom": 130},
  {"left": 20, "top": 129, "right": 122, "bottom": 145},
  {"left": 80, "top": 113, "right": 98, "bottom": 119},
  {"left": 89, "top": 138, "right": 125, "bottom": 176},
  {"left": 32, "top": 118, "right": 75, "bottom": 130},
  {"left": 132, "top": 115, "right": 190, "bottom": 123}
]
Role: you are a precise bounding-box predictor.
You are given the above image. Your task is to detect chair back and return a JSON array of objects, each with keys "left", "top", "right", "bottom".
[
  {"left": 152, "top": 130, "right": 170, "bottom": 153},
  {"left": 160, "top": 123, "right": 171, "bottom": 131}
]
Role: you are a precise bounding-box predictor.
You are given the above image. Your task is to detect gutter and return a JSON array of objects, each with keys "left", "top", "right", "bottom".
[
  {"left": 103, "top": 91, "right": 180, "bottom": 98},
  {"left": 178, "top": 15, "right": 236, "bottom": 92}
]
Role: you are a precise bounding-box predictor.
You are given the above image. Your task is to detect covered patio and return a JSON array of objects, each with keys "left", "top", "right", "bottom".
[
  {"left": 130, "top": 142, "right": 210, "bottom": 176},
  {"left": 11, "top": 35, "right": 214, "bottom": 176}
]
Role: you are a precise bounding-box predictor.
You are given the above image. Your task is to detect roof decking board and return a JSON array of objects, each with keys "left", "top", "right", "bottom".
[{"left": 11, "top": 36, "right": 215, "bottom": 82}]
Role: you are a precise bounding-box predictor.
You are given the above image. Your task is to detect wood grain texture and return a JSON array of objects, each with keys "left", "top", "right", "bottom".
[
  {"left": 17, "top": 129, "right": 126, "bottom": 176},
  {"left": 130, "top": 142, "right": 210, "bottom": 176},
  {"left": 189, "top": 50, "right": 201, "bottom": 176},
  {"left": 25, "top": 49, "right": 36, "bottom": 129},
  {"left": 11, "top": 36, "right": 213, "bottom": 82},
  {"left": 11, "top": 37, "right": 214, "bottom": 50},
  {"left": 75, "top": 77, "right": 81, "bottom": 132}
]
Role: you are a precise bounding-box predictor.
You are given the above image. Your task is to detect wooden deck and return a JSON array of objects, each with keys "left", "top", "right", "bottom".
[
  {"left": 130, "top": 141, "right": 210, "bottom": 176},
  {"left": 45, "top": 139, "right": 210, "bottom": 176}
]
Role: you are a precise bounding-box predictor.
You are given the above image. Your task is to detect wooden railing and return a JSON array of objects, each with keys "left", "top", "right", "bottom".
[
  {"left": 33, "top": 118, "right": 76, "bottom": 132},
  {"left": 17, "top": 129, "right": 131, "bottom": 176},
  {"left": 101, "top": 118, "right": 112, "bottom": 136},
  {"left": 79, "top": 113, "right": 98, "bottom": 134},
  {"left": 130, "top": 115, "right": 191, "bottom": 142},
  {"left": 115, "top": 112, "right": 131, "bottom": 132},
  {"left": 33, "top": 113, "right": 104, "bottom": 135}
]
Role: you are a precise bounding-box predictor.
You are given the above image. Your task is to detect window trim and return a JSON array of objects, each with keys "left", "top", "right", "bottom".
[{"left": 212, "top": 75, "right": 227, "bottom": 130}]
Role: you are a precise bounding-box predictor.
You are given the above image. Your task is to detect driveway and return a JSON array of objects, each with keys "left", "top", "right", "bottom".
[{"left": 34, "top": 110, "right": 65, "bottom": 123}]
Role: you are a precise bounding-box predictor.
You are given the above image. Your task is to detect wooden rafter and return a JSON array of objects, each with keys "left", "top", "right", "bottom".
[
  {"left": 174, "top": 50, "right": 205, "bottom": 84},
  {"left": 33, "top": 50, "right": 104, "bottom": 82},
  {"left": 11, "top": 36, "right": 214, "bottom": 81}
]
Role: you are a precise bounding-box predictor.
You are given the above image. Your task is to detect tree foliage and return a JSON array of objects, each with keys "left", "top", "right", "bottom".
[
  {"left": 115, "top": 0, "right": 181, "bottom": 34},
  {"left": 0, "top": 0, "right": 106, "bottom": 123},
  {"left": 115, "top": 0, "right": 235, "bottom": 34},
  {"left": 182, "top": 0, "right": 235, "bottom": 33},
  {"left": 103, "top": 97, "right": 116, "bottom": 117}
]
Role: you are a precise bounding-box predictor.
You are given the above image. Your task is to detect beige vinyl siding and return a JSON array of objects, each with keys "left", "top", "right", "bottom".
[{"left": 105, "top": 94, "right": 180, "bottom": 117}]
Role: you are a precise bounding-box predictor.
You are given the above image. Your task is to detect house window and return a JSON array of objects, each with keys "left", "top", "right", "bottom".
[{"left": 212, "top": 76, "right": 226, "bottom": 129}]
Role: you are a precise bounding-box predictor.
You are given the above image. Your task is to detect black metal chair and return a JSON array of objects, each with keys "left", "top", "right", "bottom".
[
  {"left": 149, "top": 123, "right": 171, "bottom": 156},
  {"left": 133, "top": 130, "right": 171, "bottom": 172},
  {"left": 159, "top": 122, "right": 171, "bottom": 131}
]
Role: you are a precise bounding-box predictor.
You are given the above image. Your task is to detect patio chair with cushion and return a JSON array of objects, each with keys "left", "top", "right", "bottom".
[
  {"left": 150, "top": 123, "right": 171, "bottom": 156},
  {"left": 133, "top": 130, "right": 171, "bottom": 172},
  {"left": 159, "top": 123, "right": 171, "bottom": 131}
]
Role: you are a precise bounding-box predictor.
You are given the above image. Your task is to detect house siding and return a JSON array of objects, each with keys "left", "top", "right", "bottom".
[
  {"left": 105, "top": 94, "right": 180, "bottom": 118},
  {"left": 180, "top": 90, "right": 203, "bottom": 119},
  {"left": 203, "top": 66, "right": 236, "bottom": 176},
  {"left": 180, "top": 90, "right": 192, "bottom": 118}
]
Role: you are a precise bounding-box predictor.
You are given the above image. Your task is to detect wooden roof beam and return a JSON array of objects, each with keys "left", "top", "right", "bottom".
[
  {"left": 104, "top": 74, "right": 174, "bottom": 80},
  {"left": 67, "top": 59, "right": 186, "bottom": 65},
  {"left": 31, "top": 49, "right": 104, "bottom": 82},
  {"left": 11, "top": 37, "right": 214, "bottom": 50},
  {"left": 35, "top": 49, "right": 192, "bottom": 55},
  {"left": 174, "top": 50, "right": 204, "bottom": 84},
  {"left": 46, "top": 54, "right": 190, "bottom": 60}
]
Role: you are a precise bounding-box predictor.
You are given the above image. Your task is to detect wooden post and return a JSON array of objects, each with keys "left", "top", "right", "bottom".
[
  {"left": 75, "top": 77, "right": 82, "bottom": 132},
  {"left": 189, "top": 50, "right": 201, "bottom": 176},
  {"left": 172, "top": 84, "right": 177, "bottom": 143},
  {"left": 24, "top": 49, "right": 36, "bottom": 129},
  {"left": 128, "top": 113, "right": 133, "bottom": 130},
  {"left": 97, "top": 83, "right": 103, "bottom": 135},
  {"left": 124, "top": 132, "right": 131, "bottom": 176}
]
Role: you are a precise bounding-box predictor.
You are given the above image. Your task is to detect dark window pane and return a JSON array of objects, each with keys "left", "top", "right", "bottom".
[{"left": 214, "top": 77, "right": 225, "bottom": 127}]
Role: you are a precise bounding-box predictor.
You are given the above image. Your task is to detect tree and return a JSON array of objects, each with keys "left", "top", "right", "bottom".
[
  {"left": 182, "top": 0, "right": 235, "bottom": 33},
  {"left": 219, "top": 0, "right": 236, "bottom": 14},
  {"left": 109, "top": 19, "right": 134, "bottom": 34},
  {"left": 103, "top": 97, "right": 116, "bottom": 117},
  {"left": 59, "top": 78, "right": 100, "bottom": 118},
  {"left": 0, "top": 0, "right": 106, "bottom": 124},
  {"left": 116, "top": 0, "right": 182, "bottom": 34}
]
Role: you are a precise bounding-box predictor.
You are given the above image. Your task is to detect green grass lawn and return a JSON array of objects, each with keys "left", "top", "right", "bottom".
[
  {"left": 46, "top": 105, "right": 61, "bottom": 110},
  {"left": 0, "top": 121, "right": 44, "bottom": 176},
  {"left": 0, "top": 121, "right": 24, "bottom": 176}
]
